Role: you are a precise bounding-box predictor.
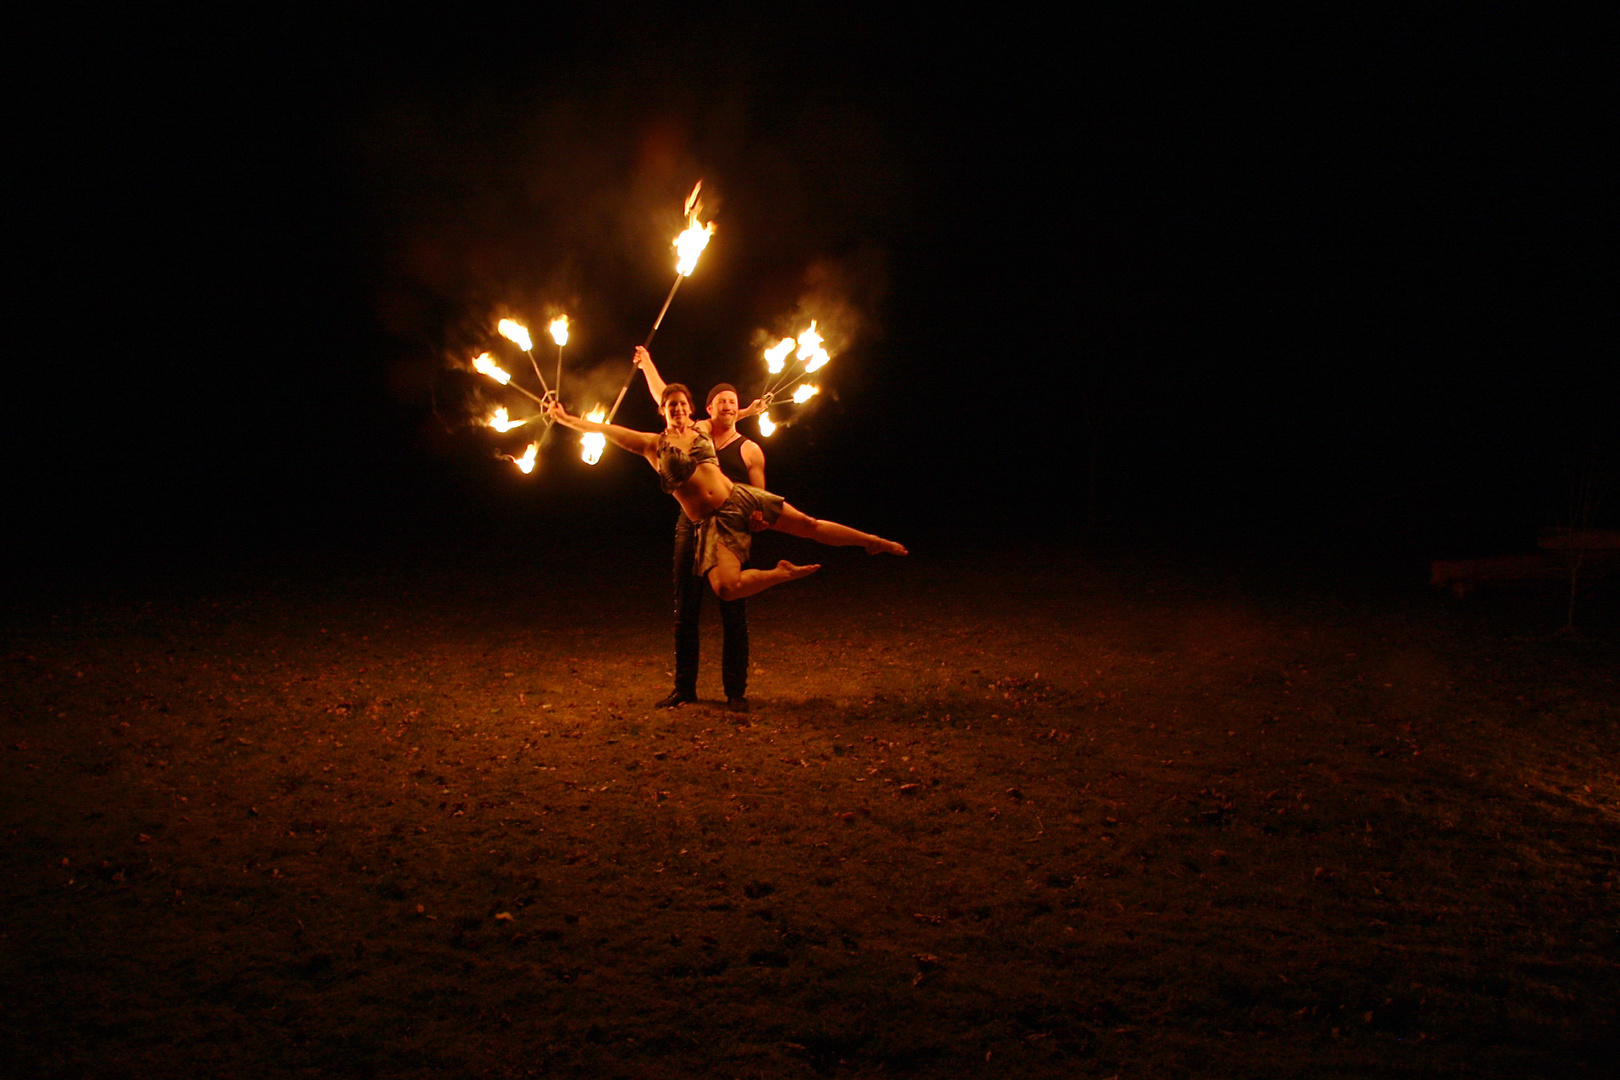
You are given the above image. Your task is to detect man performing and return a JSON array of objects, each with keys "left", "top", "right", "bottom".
[{"left": 637, "top": 351, "right": 766, "bottom": 713}]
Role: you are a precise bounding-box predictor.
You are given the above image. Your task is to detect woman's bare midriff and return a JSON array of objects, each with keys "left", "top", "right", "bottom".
[{"left": 670, "top": 461, "right": 734, "bottom": 523}]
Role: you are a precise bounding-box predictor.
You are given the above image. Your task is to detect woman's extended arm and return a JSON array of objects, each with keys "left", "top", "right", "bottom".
[
  {"left": 547, "top": 401, "right": 659, "bottom": 457},
  {"left": 635, "top": 346, "right": 667, "bottom": 405}
]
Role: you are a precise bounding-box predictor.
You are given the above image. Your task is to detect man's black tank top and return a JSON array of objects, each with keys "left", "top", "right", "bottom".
[{"left": 713, "top": 435, "right": 753, "bottom": 485}]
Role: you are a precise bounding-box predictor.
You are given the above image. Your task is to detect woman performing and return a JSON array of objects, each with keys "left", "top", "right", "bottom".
[{"left": 547, "top": 348, "right": 906, "bottom": 601}]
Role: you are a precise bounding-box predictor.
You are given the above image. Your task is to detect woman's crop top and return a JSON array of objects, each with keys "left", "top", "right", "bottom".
[{"left": 656, "top": 430, "right": 718, "bottom": 493}]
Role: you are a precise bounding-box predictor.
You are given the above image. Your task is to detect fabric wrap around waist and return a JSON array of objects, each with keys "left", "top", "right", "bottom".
[{"left": 692, "top": 484, "right": 784, "bottom": 577}]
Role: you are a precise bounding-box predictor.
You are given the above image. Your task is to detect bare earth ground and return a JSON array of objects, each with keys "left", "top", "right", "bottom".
[{"left": 3, "top": 540, "right": 1618, "bottom": 1078}]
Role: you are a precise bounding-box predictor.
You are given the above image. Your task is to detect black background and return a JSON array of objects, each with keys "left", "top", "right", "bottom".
[{"left": 13, "top": 8, "right": 1612, "bottom": 573}]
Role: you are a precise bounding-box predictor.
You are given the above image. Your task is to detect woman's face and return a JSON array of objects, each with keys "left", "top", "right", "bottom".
[{"left": 663, "top": 393, "right": 693, "bottom": 426}]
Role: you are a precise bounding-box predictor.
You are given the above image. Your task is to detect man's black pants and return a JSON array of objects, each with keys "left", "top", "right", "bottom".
[{"left": 672, "top": 515, "right": 748, "bottom": 700}]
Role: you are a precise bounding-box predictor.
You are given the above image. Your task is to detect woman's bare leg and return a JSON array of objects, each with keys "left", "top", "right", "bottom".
[
  {"left": 706, "top": 545, "right": 820, "bottom": 602},
  {"left": 772, "top": 503, "right": 908, "bottom": 556}
]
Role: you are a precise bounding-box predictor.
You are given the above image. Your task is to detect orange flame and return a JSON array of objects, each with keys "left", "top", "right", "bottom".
[
  {"left": 757, "top": 411, "right": 777, "bottom": 437},
  {"left": 497, "top": 319, "right": 532, "bottom": 352},
  {"left": 764, "top": 337, "right": 794, "bottom": 374},
  {"left": 509, "top": 442, "right": 538, "bottom": 474},
  {"left": 674, "top": 220, "right": 714, "bottom": 277},
  {"left": 488, "top": 406, "right": 527, "bottom": 432},
  {"left": 791, "top": 384, "right": 820, "bottom": 405},
  {"left": 472, "top": 352, "right": 511, "bottom": 385},
  {"left": 795, "top": 321, "right": 823, "bottom": 361},
  {"left": 581, "top": 407, "right": 607, "bottom": 465},
  {"left": 548, "top": 315, "right": 569, "bottom": 347},
  {"left": 803, "top": 346, "right": 830, "bottom": 374},
  {"left": 673, "top": 181, "right": 714, "bottom": 277}
]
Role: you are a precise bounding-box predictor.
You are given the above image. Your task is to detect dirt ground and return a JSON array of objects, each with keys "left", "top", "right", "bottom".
[{"left": 4, "top": 538, "right": 1618, "bottom": 1078}]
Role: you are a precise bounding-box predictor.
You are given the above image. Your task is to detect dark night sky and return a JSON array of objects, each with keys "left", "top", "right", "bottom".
[{"left": 13, "top": 8, "right": 1612, "bottom": 571}]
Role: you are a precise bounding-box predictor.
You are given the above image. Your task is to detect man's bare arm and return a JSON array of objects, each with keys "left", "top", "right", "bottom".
[{"left": 742, "top": 439, "right": 766, "bottom": 488}]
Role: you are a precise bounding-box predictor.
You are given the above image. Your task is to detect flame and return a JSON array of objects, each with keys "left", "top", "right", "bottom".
[
  {"left": 795, "top": 321, "right": 823, "bottom": 361},
  {"left": 791, "top": 384, "right": 820, "bottom": 405},
  {"left": 472, "top": 352, "right": 511, "bottom": 385},
  {"left": 674, "top": 219, "right": 714, "bottom": 277},
  {"left": 497, "top": 319, "right": 533, "bottom": 352},
  {"left": 548, "top": 315, "right": 569, "bottom": 347},
  {"left": 488, "top": 406, "right": 527, "bottom": 432},
  {"left": 511, "top": 442, "right": 538, "bottom": 474},
  {"left": 804, "top": 346, "right": 830, "bottom": 373},
  {"left": 581, "top": 407, "right": 607, "bottom": 465},
  {"left": 764, "top": 337, "right": 794, "bottom": 375},
  {"left": 757, "top": 411, "right": 776, "bottom": 437},
  {"left": 673, "top": 181, "right": 714, "bottom": 277}
]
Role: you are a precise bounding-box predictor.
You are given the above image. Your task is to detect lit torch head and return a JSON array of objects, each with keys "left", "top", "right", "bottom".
[
  {"left": 803, "top": 346, "right": 830, "bottom": 374},
  {"left": 497, "top": 319, "right": 533, "bottom": 352},
  {"left": 472, "top": 352, "right": 511, "bottom": 385},
  {"left": 548, "top": 315, "right": 569, "bottom": 347},
  {"left": 581, "top": 407, "right": 607, "bottom": 465},
  {"left": 674, "top": 219, "right": 715, "bottom": 277},
  {"left": 673, "top": 180, "right": 715, "bottom": 277},
  {"left": 487, "top": 406, "right": 527, "bottom": 432},
  {"left": 764, "top": 337, "right": 794, "bottom": 375},
  {"left": 512, "top": 442, "right": 538, "bottom": 474},
  {"left": 795, "top": 321, "right": 823, "bottom": 361},
  {"left": 791, "top": 384, "right": 820, "bottom": 405},
  {"left": 757, "top": 411, "right": 776, "bottom": 437}
]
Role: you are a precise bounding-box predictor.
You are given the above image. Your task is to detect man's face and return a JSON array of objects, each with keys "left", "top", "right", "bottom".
[{"left": 708, "top": 391, "right": 739, "bottom": 424}]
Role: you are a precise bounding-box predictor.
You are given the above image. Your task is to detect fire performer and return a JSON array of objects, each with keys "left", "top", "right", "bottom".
[
  {"left": 547, "top": 345, "right": 906, "bottom": 635},
  {"left": 632, "top": 350, "right": 768, "bottom": 711}
]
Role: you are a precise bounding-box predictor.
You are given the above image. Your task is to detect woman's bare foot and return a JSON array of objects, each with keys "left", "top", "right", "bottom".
[
  {"left": 864, "top": 537, "right": 908, "bottom": 556},
  {"left": 779, "top": 560, "right": 821, "bottom": 580}
]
